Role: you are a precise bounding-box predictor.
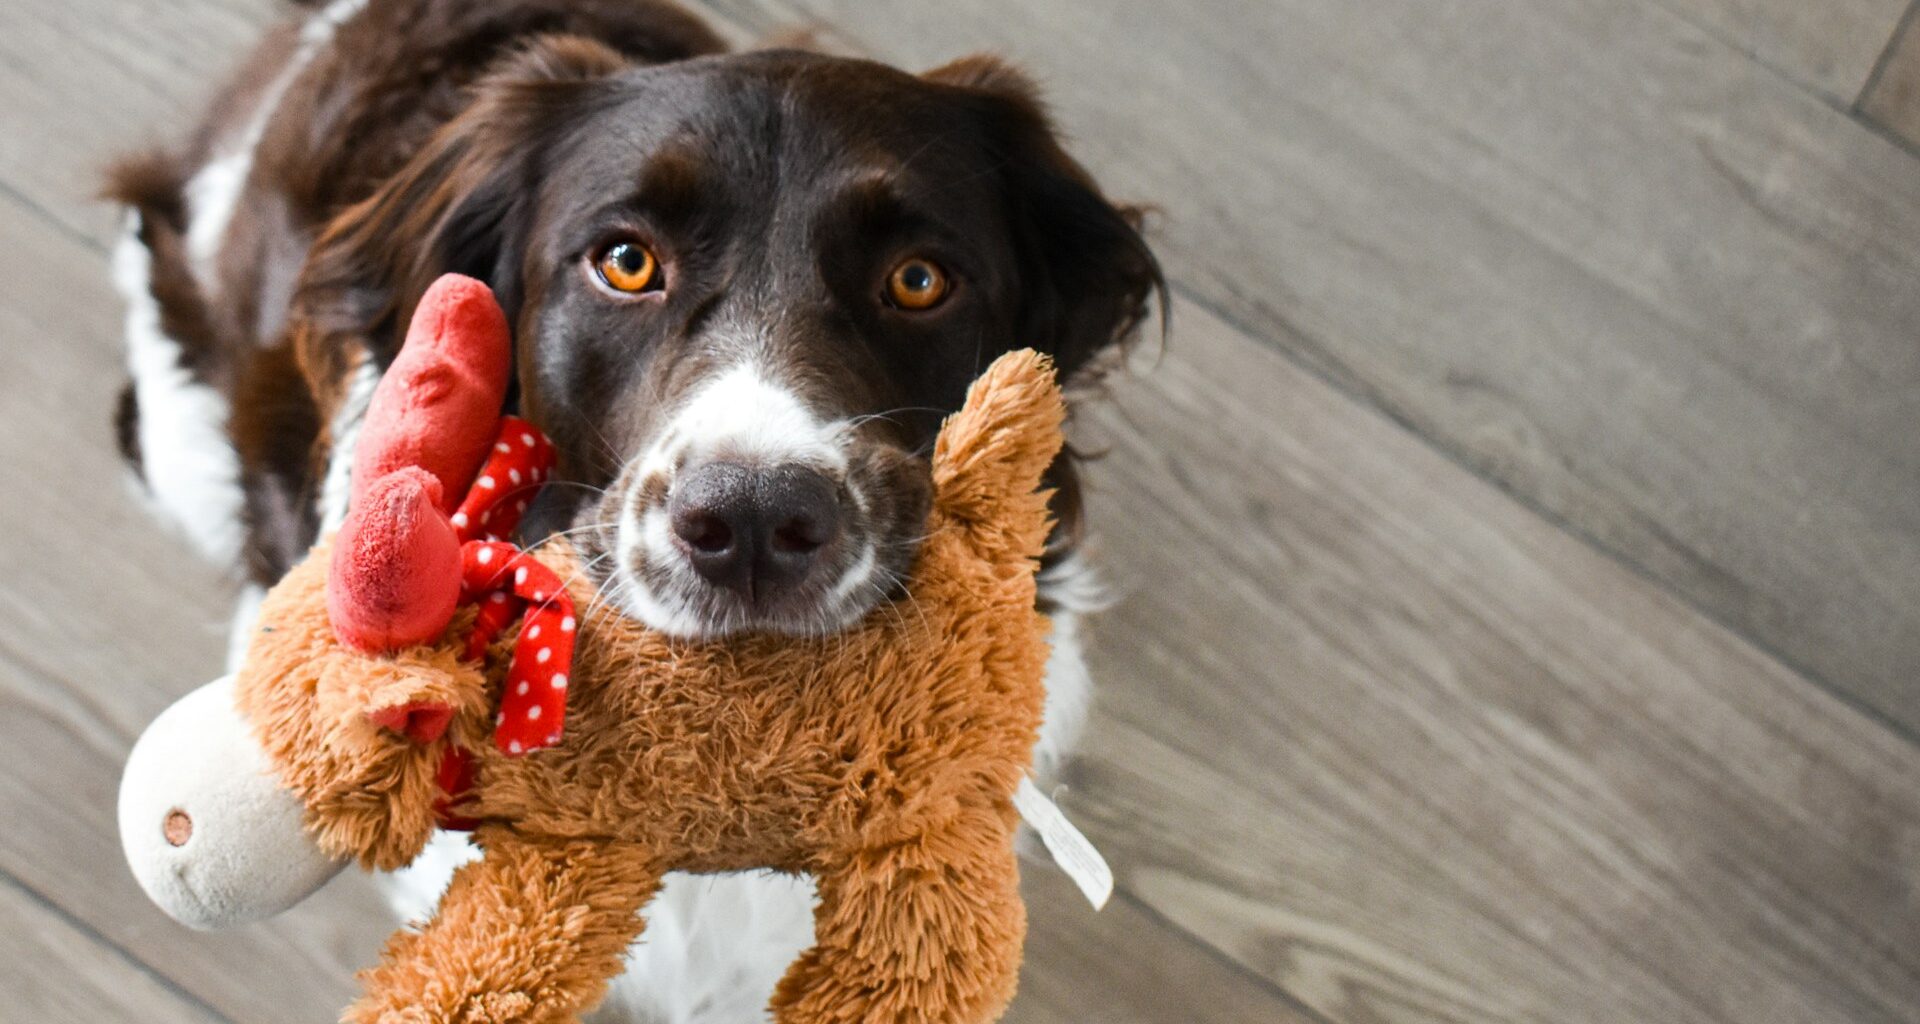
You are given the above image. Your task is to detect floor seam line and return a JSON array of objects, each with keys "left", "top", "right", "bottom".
[
  {"left": 0, "top": 864, "right": 238, "bottom": 1024},
  {"left": 1108, "top": 886, "right": 1340, "bottom": 1024},
  {"left": 1856, "top": 0, "right": 1920, "bottom": 109}
]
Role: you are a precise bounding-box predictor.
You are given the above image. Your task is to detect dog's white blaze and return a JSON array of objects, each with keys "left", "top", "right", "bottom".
[
  {"left": 640, "top": 362, "right": 847, "bottom": 477},
  {"left": 112, "top": 215, "right": 247, "bottom": 568}
]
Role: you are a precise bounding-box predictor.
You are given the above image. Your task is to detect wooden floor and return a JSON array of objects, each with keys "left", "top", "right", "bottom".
[{"left": 4, "top": 0, "right": 1920, "bottom": 1020}]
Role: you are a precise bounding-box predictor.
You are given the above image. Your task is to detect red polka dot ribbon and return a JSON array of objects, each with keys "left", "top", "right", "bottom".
[
  {"left": 458, "top": 541, "right": 577, "bottom": 755},
  {"left": 385, "top": 416, "right": 572, "bottom": 828},
  {"left": 443, "top": 417, "right": 574, "bottom": 758},
  {"left": 451, "top": 415, "right": 554, "bottom": 544}
]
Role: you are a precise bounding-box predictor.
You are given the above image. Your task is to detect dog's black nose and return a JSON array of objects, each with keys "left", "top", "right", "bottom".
[{"left": 668, "top": 462, "right": 842, "bottom": 601}]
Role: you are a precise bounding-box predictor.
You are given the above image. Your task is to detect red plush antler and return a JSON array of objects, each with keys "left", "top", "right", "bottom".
[
  {"left": 322, "top": 274, "right": 572, "bottom": 764},
  {"left": 351, "top": 275, "right": 514, "bottom": 517},
  {"left": 329, "top": 275, "right": 512, "bottom": 651}
]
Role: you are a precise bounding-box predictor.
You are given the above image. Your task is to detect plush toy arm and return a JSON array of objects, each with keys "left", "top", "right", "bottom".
[
  {"left": 930, "top": 349, "right": 1065, "bottom": 571},
  {"left": 772, "top": 806, "right": 1025, "bottom": 1024},
  {"left": 346, "top": 828, "right": 661, "bottom": 1024}
]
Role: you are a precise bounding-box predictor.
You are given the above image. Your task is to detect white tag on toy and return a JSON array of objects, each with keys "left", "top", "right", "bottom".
[{"left": 1014, "top": 777, "right": 1113, "bottom": 910}]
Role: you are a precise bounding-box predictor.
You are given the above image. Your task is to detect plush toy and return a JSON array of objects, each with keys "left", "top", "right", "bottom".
[{"left": 118, "top": 273, "right": 1068, "bottom": 1024}]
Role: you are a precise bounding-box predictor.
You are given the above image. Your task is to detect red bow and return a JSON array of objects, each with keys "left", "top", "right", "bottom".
[{"left": 446, "top": 416, "right": 576, "bottom": 756}]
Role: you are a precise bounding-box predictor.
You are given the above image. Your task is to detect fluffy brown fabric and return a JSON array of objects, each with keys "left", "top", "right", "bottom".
[{"left": 233, "top": 350, "right": 1064, "bottom": 1023}]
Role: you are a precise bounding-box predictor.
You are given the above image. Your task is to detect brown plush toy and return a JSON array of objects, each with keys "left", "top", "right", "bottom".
[{"left": 120, "top": 277, "right": 1067, "bottom": 1024}]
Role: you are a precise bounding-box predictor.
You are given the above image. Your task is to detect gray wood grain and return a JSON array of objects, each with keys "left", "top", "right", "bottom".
[
  {"left": 1012, "top": 871, "right": 1313, "bottom": 1024},
  {"left": 0, "top": 0, "right": 276, "bottom": 247},
  {"left": 695, "top": 0, "right": 1920, "bottom": 739},
  {"left": 0, "top": 873, "right": 230, "bottom": 1024},
  {"left": 1065, "top": 302, "right": 1920, "bottom": 1024}
]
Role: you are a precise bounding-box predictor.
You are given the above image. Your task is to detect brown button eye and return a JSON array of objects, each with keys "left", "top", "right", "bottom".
[
  {"left": 595, "top": 241, "right": 660, "bottom": 294},
  {"left": 886, "top": 258, "right": 949, "bottom": 310}
]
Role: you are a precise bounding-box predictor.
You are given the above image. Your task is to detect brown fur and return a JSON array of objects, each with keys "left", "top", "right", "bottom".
[{"left": 233, "top": 350, "right": 1064, "bottom": 1023}]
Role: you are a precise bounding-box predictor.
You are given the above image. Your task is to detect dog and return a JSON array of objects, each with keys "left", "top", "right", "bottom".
[{"left": 108, "top": 0, "right": 1161, "bottom": 1019}]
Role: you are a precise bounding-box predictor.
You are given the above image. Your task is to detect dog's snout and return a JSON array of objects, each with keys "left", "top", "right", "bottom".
[{"left": 668, "top": 462, "right": 843, "bottom": 600}]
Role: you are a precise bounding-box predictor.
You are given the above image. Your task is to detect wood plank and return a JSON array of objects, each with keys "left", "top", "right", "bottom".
[
  {"left": 1048, "top": 302, "right": 1920, "bottom": 1023},
  {"left": 0, "top": 872, "right": 230, "bottom": 1024},
  {"left": 0, "top": 189, "right": 392, "bottom": 1024},
  {"left": 1652, "top": 0, "right": 1908, "bottom": 100},
  {"left": 1009, "top": 871, "right": 1313, "bottom": 1024},
  {"left": 1859, "top": 6, "right": 1920, "bottom": 149},
  {"left": 0, "top": 0, "right": 276, "bottom": 247},
  {"left": 707, "top": 0, "right": 1913, "bottom": 101},
  {"left": 695, "top": 0, "right": 1920, "bottom": 737}
]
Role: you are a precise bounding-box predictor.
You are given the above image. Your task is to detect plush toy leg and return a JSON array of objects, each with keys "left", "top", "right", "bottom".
[
  {"left": 346, "top": 828, "right": 661, "bottom": 1024},
  {"left": 772, "top": 807, "right": 1026, "bottom": 1024}
]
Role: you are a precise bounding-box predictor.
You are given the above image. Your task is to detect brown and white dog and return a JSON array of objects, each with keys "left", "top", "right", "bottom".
[{"left": 108, "top": 0, "right": 1161, "bottom": 1018}]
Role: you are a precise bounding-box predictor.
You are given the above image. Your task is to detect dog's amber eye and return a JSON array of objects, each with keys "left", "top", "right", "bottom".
[
  {"left": 886, "top": 258, "right": 949, "bottom": 310},
  {"left": 595, "top": 242, "right": 660, "bottom": 294}
]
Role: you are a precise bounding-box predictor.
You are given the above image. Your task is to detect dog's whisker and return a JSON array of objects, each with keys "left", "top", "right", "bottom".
[
  {"left": 533, "top": 480, "right": 612, "bottom": 499},
  {"left": 831, "top": 407, "right": 946, "bottom": 435},
  {"left": 519, "top": 521, "right": 612, "bottom": 557},
  {"left": 581, "top": 562, "right": 631, "bottom": 626}
]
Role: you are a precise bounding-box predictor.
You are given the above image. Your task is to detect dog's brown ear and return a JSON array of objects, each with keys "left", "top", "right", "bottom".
[
  {"left": 293, "top": 35, "right": 629, "bottom": 397},
  {"left": 921, "top": 54, "right": 1165, "bottom": 384},
  {"left": 921, "top": 54, "right": 1043, "bottom": 101},
  {"left": 923, "top": 55, "right": 1165, "bottom": 569}
]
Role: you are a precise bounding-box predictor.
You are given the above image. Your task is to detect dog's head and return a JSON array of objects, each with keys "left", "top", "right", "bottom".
[{"left": 299, "top": 38, "right": 1161, "bottom": 638}]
